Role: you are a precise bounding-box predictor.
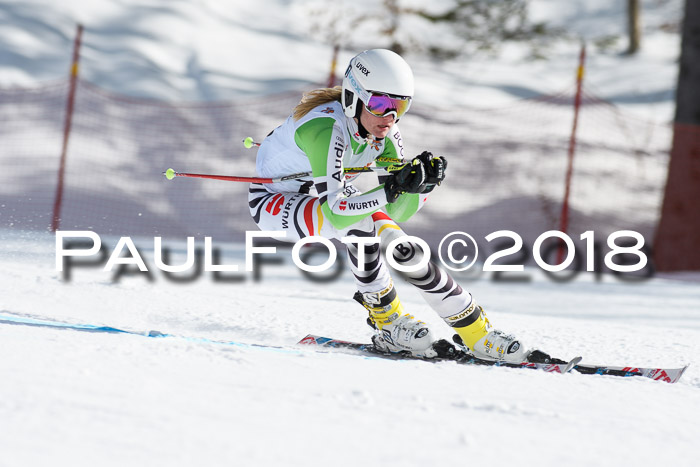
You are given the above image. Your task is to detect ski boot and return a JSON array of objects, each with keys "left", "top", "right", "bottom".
[
  {"left": 353, "top": 284, "right": 439, "bottom": 358},
  {"left": 448, "top": 301, "right": 531, "bottom": 363}
]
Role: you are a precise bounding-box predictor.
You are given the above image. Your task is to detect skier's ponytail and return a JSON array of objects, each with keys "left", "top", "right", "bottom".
[{"left": 293, "top": 86, "right": 342, "bottom": 120}]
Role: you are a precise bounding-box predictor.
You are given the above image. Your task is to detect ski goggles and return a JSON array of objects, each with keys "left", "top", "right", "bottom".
[{"left": 364, "top": 92, "right": 412, "bottom": 119}]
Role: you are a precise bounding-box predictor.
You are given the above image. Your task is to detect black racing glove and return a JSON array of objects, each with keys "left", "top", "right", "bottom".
[
  {"left": 415, "top": 151, "right": 447, "bottom": 193},
  {"left": 384, "top": 159, "right": 426, "bottom": 203}
]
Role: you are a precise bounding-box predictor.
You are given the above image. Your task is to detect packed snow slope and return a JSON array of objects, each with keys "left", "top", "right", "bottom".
[{"left": 1, "top": 231, "right": 699, "bottom": 467}]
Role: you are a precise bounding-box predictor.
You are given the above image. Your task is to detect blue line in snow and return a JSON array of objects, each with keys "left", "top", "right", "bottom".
[{"left": 0, "top": 311, "right": 299, "bottom": 354}]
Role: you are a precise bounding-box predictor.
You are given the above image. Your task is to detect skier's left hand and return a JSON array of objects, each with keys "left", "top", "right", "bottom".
[{"left": 415, "top": 151, "right": 447, "bottom": 192}]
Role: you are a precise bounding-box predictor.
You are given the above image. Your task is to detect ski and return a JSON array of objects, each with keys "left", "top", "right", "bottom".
[
  {"left": 572, "top": 363, "right": 689, "bottom": 383},
  {"left": 298, "top": 335, "right": 689, "bottom": 383},
  {"left": 298, "top": 335, "right": 580, "bottom": 374}
]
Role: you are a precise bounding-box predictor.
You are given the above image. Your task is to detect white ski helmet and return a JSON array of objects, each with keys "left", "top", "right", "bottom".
[{"left": 341, "top": 49, "right": 414, "bottom": 120}]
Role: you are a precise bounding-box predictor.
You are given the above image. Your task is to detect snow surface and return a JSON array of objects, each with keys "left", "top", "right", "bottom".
[
  {"left": 2, "top": 1, "right": 699, "bottom": 466},
  {"left": 1, "top": 230, "right": 700, "bottom": 467}
]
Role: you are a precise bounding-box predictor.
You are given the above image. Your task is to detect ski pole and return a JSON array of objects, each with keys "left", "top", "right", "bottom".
[
  {"left": 164, "top": 168, "right": 313, "bottom": 184},
  {"left": 163, "top": 162, "right": 407, "bottom": 184}
]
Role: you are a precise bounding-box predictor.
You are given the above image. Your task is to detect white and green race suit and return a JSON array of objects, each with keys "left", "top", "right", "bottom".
[
  {"left": 253, "top": 100, "right": 429, "bottom": 230},
  {"left": 248, "top": 99, "right": 472, "bottom": 323}
]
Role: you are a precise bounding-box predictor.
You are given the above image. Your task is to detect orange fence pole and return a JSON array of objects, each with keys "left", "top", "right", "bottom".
[
  {"left": 51, "top": 23, "right": 83, "bottom": 232},
  {"left": 326, "top": 44, "right": 340, "bottom": 88},
  {"left": 557, "top": 43, "right": 586, "bottom": 263}
]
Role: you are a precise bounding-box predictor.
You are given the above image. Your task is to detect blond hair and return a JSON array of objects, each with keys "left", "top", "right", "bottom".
[{"left": 293, "top": 86, "right": 343, "bottom": 120}]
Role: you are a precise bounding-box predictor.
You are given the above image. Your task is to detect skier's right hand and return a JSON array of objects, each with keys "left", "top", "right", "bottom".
[
  {"left": 415, "top": 151, "right": 447, "bottom": 193},
  {"left": 384, "top": 159, "right": 426, "bottom": 203}
]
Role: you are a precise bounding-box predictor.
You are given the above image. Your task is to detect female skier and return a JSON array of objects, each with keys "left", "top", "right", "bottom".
[{"left": 249, "top": 49, "right": 532, "bottom": 362}]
